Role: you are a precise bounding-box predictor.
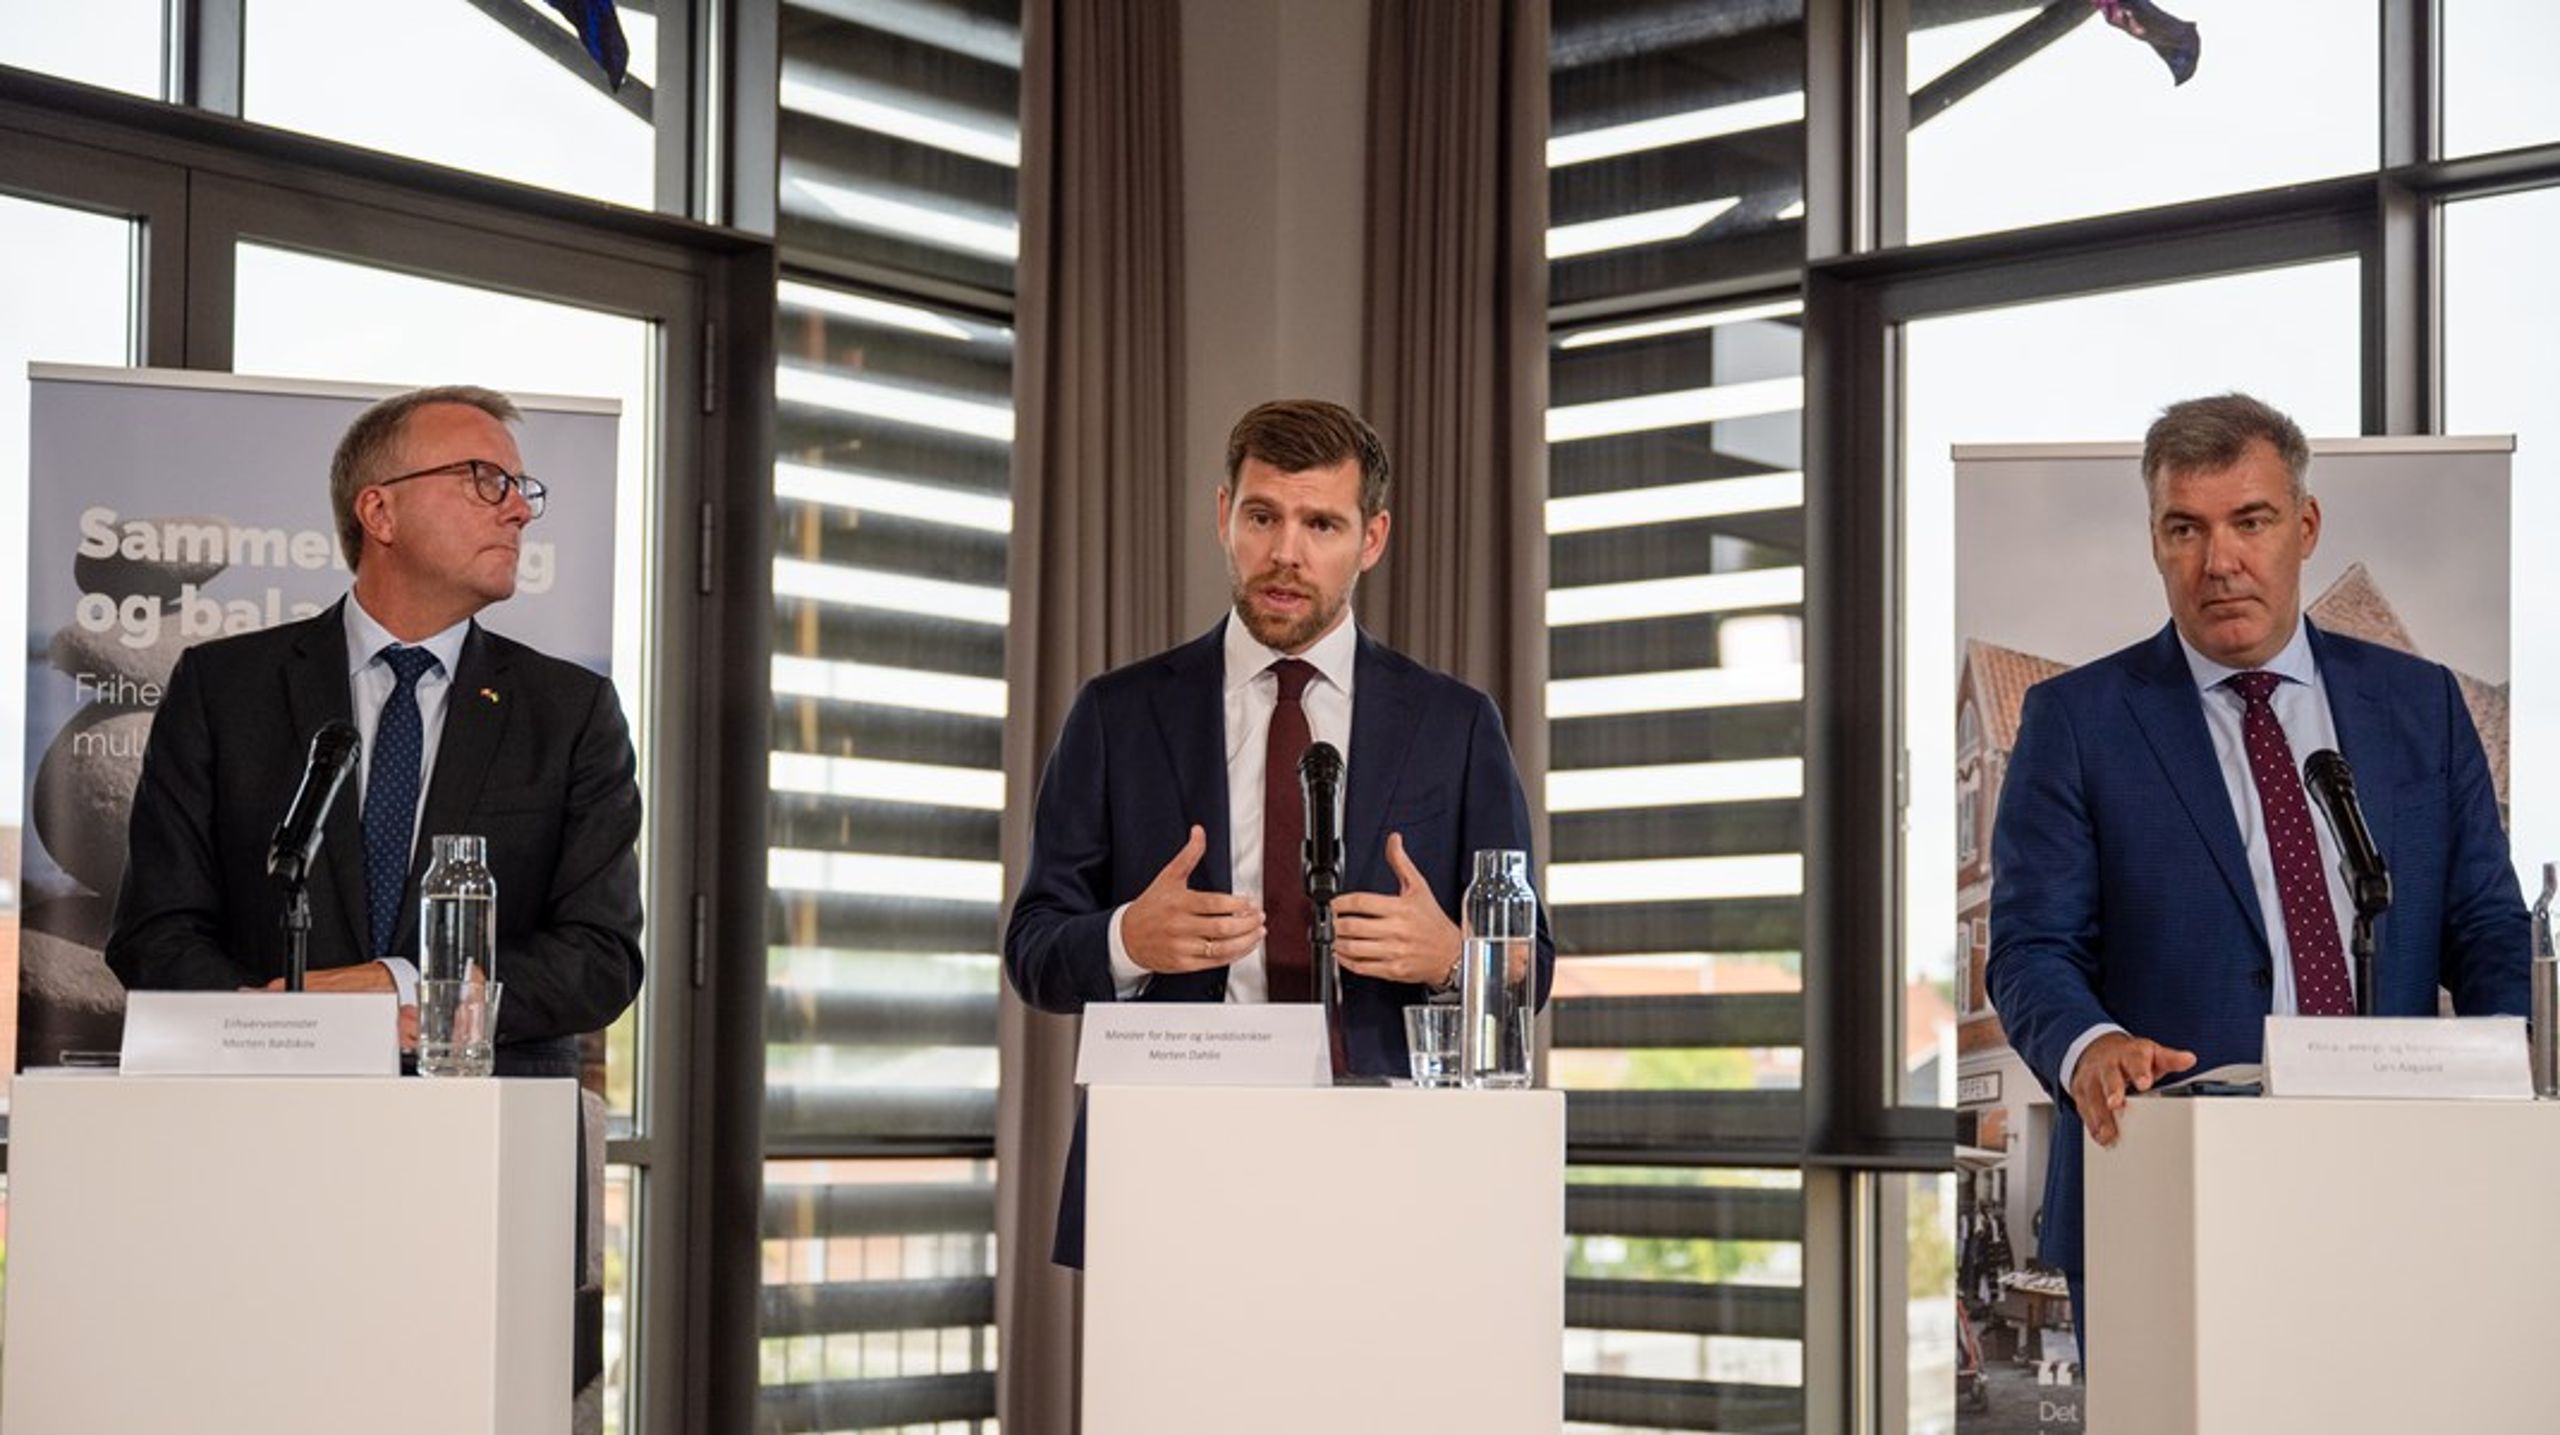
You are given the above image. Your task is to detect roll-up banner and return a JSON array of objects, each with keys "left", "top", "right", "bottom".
[{"left": 16, "top": 364, "right": 619, "bottom": 1066}]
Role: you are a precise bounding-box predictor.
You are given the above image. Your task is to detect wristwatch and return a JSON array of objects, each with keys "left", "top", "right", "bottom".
[{"left": 1428, "top": 949, "right": 1462, "bottom": 995}]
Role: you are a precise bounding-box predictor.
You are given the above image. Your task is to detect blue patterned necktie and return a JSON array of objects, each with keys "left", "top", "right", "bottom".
[{"left": 363, "top": 645, "right": 442, "bottom": 958}]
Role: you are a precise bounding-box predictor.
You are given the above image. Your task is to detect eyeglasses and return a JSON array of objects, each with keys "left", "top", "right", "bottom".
[{"left": 375, "top": 459, "right": 547, "bottom": 519}]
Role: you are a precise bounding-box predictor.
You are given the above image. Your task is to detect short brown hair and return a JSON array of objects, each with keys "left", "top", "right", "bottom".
[
  {"left": 330, "top": 384, "right": 521, "bottom": 568},
  {"left": 2142, "top": 392, "right": 2310, "bottom": 508},
  {"left": 1224, "top": 400, "right": 1391, "bottom": 518}
]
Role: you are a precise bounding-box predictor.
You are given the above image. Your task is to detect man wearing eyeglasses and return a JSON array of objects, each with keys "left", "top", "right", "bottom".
[{"left": 105, "top": 384, "right": 644, "bottom": 1076}]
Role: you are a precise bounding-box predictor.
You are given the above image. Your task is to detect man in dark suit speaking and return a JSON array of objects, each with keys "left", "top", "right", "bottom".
[
  {"left": 1006, "top": 399, "right": 1555, "bottom": 1264},
  {"left": 1988, "top": 393, "right": 2527, "bottom": 1344},
  {"left": 104, "top": 384, "right": 643, "bottom": 1079}
]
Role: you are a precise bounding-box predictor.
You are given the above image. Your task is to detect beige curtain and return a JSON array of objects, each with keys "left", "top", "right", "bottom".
[
  {"left": 1360, "top": 0, "right": 1551, "bottom": 786},
  {"left": 997, "top": 2, "right": 1188, "bottom": 1431}
]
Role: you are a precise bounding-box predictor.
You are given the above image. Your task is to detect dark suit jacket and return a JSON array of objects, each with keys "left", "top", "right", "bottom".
[
  {"left": 1007, "top": 620, "right": 1557, "bottom": 1263},
  {"left": 1988, "top": 620, "right": 2526, "bottom": 1276},
  {"left": 105, "top": 600, "right": 645, "bottom": 1077}
]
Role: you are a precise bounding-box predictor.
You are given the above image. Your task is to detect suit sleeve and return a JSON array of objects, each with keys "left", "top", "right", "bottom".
[
  {"left": 1986, "top": 682, "right": 2118, "bottom": 1097},
  {"left": 1004, "top": 682, "right": 1123, "bottom": 1014},
  {"left": 105, "top": 646, "right": 257, "bottom": 991},
  {"left": 497, "top": 675, "right": 645, "bottom": 1042},
  {"left": 2433, "top": 665, "right": 2529, "bottom": 1016},
  {"left": 1460, "top": 689, "right": 1558, "bottom": 1005}
]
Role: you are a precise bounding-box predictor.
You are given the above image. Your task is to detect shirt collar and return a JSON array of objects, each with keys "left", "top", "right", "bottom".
[
  {"left": 344, "top": 591, "right": 471, "bottom": 681},
  {"left": 2177, "top": 613, "right": 2317, "bottom": 694},
  {"left": 1222, "top": 608, "right": 1359, "bottom": 698}
]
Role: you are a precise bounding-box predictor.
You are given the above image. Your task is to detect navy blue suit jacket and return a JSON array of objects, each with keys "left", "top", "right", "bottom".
[
  {"left": 1988, "top": 620, "right": 2526, "bottom": 1277},
  {"left": 1006, "top": 620, "right": 1556, "bottom": 1264}
]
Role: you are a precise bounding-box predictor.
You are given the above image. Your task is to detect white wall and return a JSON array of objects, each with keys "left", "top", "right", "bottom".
[{"left": 1178, "top": 0, "right": 1371, "bottom": 628}]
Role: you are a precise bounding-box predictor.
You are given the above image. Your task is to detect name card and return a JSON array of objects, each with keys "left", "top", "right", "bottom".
[
  {"left": 1075, "top": 1004, "right": 1330, "bottom": 1088},
  {"left": 121, "top": 992, "right": 400, "bottom": 1077},
  {"left": 2263, "top": 1015, "right": 2532, "bottom": 1100}
]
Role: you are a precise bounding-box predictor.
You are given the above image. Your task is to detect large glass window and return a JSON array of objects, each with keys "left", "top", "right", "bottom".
[
  {"left": 1906, "top": 2, "right": 2377, "bottom": 244},
  {"left": 0, "top": 194, "right": 138, "bottom": 1084},
  {"left": 0, "top": 0, "right": 164, "bottom": 99},
  {"left": 243, "top": 0, "right": 659, "bottom": 209},
  {"left": 231, "top": 245, "right": 660, "bottom": 1431},
  {"left": 1905, "top": 257, "right": 2363, "bottom": 1110},
  {"left": 2444, "top": 187, "right": 2560, "bottom": 895},
  {"left": 2443, "top": 0, "right": 2560, "bottom": 159}
]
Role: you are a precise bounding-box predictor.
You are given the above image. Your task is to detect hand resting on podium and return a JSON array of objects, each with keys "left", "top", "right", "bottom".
[
  {"left": 2070, "top": 1030, "right": 2197, "bottom": 1148},
  {"left": 250, "top": 961, "right": 420, "bottom": 1051}
]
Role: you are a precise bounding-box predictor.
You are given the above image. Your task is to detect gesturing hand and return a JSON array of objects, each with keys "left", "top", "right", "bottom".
[
  {"left": 1121, "top": 825, "right": 1264, "bottom": 974},
  {"left": 2069, "top": 1031, "right": 2197, "bottom": 1147},
  {"left": 1332, "top": 832, "right": 1462, "bottom": 987}
]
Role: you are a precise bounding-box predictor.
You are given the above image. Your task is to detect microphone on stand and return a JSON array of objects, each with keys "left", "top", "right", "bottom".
[
  {"left": 269, "top": 720, "right": 361, "bottom": 993},
  {"left": 268, "top": 721, "right": 362, "bottom": 886},
  {"left": 1300, "top": 741, "right": 1345, "bottom": 905},
  {"left": 2302, "top": 748, "right": 2390, "bottom": 1017},
  {"left": 1299, "top": 742, "right": 1352, "bottom": 1079}
]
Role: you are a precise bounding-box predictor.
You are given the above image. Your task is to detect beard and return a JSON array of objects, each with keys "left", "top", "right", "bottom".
[{"left": 1229, "top": 566, "right": 1349, "bottom": 654}]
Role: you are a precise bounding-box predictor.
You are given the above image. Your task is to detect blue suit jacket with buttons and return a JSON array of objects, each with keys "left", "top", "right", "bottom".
[
  {"left": 1006, "top": 620, "right": 1555, "bottom": 1265},
  {"left": 1987, "top": 619, "right": 2527, "bottom": 1277}
]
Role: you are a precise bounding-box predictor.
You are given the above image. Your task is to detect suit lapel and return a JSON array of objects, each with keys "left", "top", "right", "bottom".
[
  {"left": 2309, "top": 623, "right": 2396, "bottom": 864},
  {"left": 1345, "top": 630, "right": 1421, "bottom": 889},
  {"left": 1149, "top": 624, "right": 1234, "bottom": 893},
  {"left": 402, "top": 624, "right": 511, "bottom": 951},
  {"left": 2120, "top": 623, "right": 2270, "bottom": 953},
  {"left": 284, "top": 603, "right": 368, "bottom": 957}
]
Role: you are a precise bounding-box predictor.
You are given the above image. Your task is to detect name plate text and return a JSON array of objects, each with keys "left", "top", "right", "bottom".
[
  {"left": 1075, "top": 1004, "right": 1329, "bottom": 1088},
  {"left": 2263, "top": 1015, "right": 2531, "bottom": 1100},
  {"left": 121, "top": 992, "right": 400, "bottom": 1077}
]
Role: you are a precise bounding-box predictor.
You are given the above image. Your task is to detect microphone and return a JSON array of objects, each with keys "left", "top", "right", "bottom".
[
  {"left": 1300, "top": 741, "right": 1345, "bottom": 906},
  {"left": 2302, "top": 748, "right": 2391, "bottom": 918},
  {"left": 267, "top": 720, "right": 362, "bottom": 887}
]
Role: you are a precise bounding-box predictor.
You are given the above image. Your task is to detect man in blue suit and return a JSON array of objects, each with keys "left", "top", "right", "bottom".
[
  {"left": 1007, "top": 399, "right": 1554, "bottom": 1265},
  {"left": 1989, "top": 393, "right": 2527, "bottom": 1345}
]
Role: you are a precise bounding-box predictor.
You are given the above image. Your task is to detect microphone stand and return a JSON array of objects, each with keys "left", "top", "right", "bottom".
[
  {"left": 1309, "top": 881, "right": 1353, "bottom": 1081},
  {"left": 279, "top": 873, "right": 313, "bottom": 993},
  {"left": 2346, "top": 872, "right": 2389, "bottom": 1020}
]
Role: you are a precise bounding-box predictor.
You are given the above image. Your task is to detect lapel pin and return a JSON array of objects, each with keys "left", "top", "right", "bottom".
[{"left": 479, "top": 688, "right": 501, "bottom": 705}]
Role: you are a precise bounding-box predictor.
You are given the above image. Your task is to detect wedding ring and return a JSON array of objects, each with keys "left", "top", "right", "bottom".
[{"left": 1201, "top": 935, "right": 1213, "bottom": 964}]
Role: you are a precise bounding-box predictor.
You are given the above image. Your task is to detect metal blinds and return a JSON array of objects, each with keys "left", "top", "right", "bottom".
[
  {"left": 763, "top": 2, "right": 1021, "bottom": 1430},
  {"left": 1548, "top": 2, "right": 1810, "bottom": 1428}
]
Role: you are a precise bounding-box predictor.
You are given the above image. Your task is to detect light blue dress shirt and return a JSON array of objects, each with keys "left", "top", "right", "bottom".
[{"left": 344, "top": 595, "right": 472, "bottom": 1001}]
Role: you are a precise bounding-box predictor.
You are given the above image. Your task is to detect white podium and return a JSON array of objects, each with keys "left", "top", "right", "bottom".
[
  {"left": 2, "top": 1072, "right": 574, "bottom": 1435},
  {"left": 1082, "top": 1085, "right": 1564, "bottom": 1435},
  {"left": 2088, "top": 1097, "right": 2560, "bottom": 1433}
]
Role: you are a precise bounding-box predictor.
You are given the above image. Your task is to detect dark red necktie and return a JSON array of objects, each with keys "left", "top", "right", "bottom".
[
  {"left": 1262, "top": 659, "right": 1316, "bottom": 1001},
  {"left": 2228, "top": 670, "right": 2354, "bottom": 1016}
]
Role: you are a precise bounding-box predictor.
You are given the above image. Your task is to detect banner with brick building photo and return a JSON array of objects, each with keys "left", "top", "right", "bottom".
[{"left": 1938, "top": 436, "right": 2517, "bottom": 1422}]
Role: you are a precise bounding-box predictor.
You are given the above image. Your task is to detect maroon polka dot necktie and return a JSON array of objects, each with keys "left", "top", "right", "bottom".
[
  {"left": 2227, "top": 670, "right": 2354, "bottom": 1016},
  {"left": 1262, "top": 659, "right": 1316, "bottom": 1002}
]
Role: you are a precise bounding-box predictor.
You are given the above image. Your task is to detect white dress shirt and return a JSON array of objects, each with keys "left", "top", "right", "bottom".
[
  {"left": 344, "top": 594, "right": 472, "bottom": 1002},
  {"left": 1106, "top": 612, "right": 1359, "bottom": 1000},
  {"left": 2062, "top": 617, "right": 2359, "bottom": 1087}
]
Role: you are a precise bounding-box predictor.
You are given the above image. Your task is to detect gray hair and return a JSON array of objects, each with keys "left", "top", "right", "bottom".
[
  {"left": 2141, "top": 392, "right": 2310, "bottom": 507},
  {"left": 330, "top": 384, "right": 521, "bottom": 568}
]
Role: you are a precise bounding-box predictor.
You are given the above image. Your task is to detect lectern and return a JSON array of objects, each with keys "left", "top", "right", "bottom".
[
  {"left": 1082, "top": 1084, "right": 1565, "bottom": 1435},
  {"left": 2, "top": 1072, "right": 573, "bottom": 1434},
  {"left": 2087, "top": 1097, "right": 2560, "bottom": 1433}
]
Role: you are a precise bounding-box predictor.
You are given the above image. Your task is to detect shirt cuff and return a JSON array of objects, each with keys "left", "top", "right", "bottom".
[
  {"left": 2061, "top": 1022, "right": 2127, "bottom": 1094},
  {"left": 1105, "top": 904, "right": 1151, "bottom": 1000},
  {"left": 379, "top": 957, "right": 420, "bottom": 1008}
]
